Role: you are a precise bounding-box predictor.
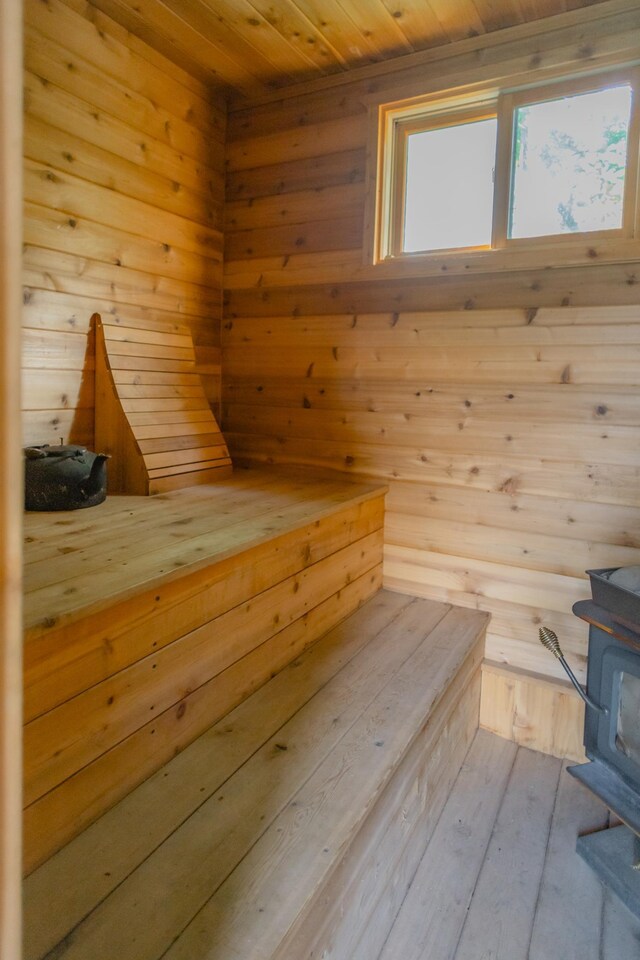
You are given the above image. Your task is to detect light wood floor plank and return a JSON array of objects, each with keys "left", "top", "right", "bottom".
[
  {"left": 383, "top": 740, "right": 639, "bottom": 960},
  {"left": 453, "top": 747, "right": 562, "bottom": 960},
  {"left": 601, "top": 889, "right": 640, "bottom": 959},
  {"left": 529, "top": 761, "right": 609, "bottom": 960},
  {"left": 378, "top": 728, "right": 517, "bottom": 960},
  {"left": 347, "top": 697, "right": 479, "bottom": 960}
]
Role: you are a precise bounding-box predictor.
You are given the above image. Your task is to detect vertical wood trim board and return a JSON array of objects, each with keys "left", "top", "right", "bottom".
[
  {"left": 0, "top": 0, "right": 23, "bottom": 955},
  {"left": 223, "top": 9, "right": 640, "bottom": 755},
  {"left": 22, "top": 0, "right": 225, "bottom": 448}
]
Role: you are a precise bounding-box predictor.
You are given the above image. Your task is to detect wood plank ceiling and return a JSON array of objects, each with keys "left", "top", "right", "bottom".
[{"left": 84, "top": 0, "right": 614, "bottom": 100}]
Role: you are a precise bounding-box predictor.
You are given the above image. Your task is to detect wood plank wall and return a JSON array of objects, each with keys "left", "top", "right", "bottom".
[
  {"left": 22, "top": 0, "right": 224, "bottom": 449},
  {"left": 223, "top": 4, "right": 640, "bottom": 699}
]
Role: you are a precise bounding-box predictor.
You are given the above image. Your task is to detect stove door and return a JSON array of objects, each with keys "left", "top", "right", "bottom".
[{"left": 598, "top": 647, "right": 640, "bottom": 788}]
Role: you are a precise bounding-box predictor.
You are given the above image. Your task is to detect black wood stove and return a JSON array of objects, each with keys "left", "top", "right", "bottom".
[{"left": 542, "top": 566, "right": 640, "bottom": 920}]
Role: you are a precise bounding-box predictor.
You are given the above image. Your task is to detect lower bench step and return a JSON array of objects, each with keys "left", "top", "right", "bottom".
[{"left": 25, "top": 590, "right": 489, "bottom": 960}]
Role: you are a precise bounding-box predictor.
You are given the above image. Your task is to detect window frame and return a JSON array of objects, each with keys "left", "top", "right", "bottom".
[
  {"left": 391, "top": 104, "right": 499, "bottom": 258},
  {"left": 373, "top": 64, "right": 640, "bottom": 267}
]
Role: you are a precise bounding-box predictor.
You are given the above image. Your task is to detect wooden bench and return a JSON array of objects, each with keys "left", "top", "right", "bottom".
[
  {"left": 24, "top": 590, "right": 489, "bottom": 960},
  {"left": 23, "top": 468, "right": 386, "bottom": 873},
  {"left": 94, "top": 313, "right": 232, "bottom": 493}
]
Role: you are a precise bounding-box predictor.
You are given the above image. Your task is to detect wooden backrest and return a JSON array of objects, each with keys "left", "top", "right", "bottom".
[{"left": 94, "top": 314, "right": 232, "bottom": 494}]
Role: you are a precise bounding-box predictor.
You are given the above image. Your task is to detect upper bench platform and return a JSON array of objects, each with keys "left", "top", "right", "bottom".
[
  {"left": 24, "top": 467, "right": 385, "bottom": 634},
  {"left": 23, "top": 467, "right": 387, "bottom": 872}
]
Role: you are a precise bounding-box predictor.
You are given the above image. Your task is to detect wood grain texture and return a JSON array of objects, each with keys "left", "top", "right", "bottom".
[
  {"left": 24, "top": 568, "right": 383, "bottom": 876},
  {"left": 162, "top": 605, "right": 486, "bottom": 960},
  {"left": 280, "top": 669, "right": 482, "bottom": 960},
  {"left": 24, "top": 533, "right": 382, "bottom": 806},
  {"left": 528, "top": 762, "right": 609, "bottom": 960},
  {"left": 379, "top": 729, "right": 517, "bottom": 960},
  {"left": 23, "top": 498, "right": 383, "bottom": 728},
  {"left": 25, "top": 595, "right": 486, "bottom": 960},
  {"left": 601, "top": 889, "right": 640, "bottom": 959},
  {"left": 81, "top": 0, "right": 623, "bottom": 99},
  {"left": 453, "top": 747, "right": 562, "bottom": 960},
  {"left": 381, "top": 736, "right": 639, "bottom": 960},
  {"left": 22, "top": 471, "right": 386, "bottom": 871},
  {"left": 480, "top": 662, "right": 586, "bottom": 762},
  {"left": 223, "top": 7, "right": 640, "bottom": 759},
  {"left": 23, "top": 590, "right": 411, "bottom": 960},
  {"left": 23, "top": 0, "right": 224, "bottom": 447},
  {"left": 0, "top": 0, "right": 23, "bottom": 956},
  {"left": 94, "top": 315, "right": 231, "bottom": 494}
]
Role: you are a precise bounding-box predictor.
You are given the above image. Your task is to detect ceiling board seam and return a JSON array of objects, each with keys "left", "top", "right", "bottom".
[
  {"left": 229, "top": 0, "right": 638, "bottom": 108},
  {"left": 186, "top": 0, "right": 336, "bottom": 82},
  {"left": 242, "top": 0, "right": 351, "bottom": 73}
]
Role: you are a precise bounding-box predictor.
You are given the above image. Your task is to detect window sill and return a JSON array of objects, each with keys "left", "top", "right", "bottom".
[{"left": 369, "top": 237, "right": 640, "bottom": 280}]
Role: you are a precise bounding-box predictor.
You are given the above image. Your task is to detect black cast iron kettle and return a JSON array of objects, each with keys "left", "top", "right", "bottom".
[{"left": 24, "top": 443, "right": 110, "bottom": 511}]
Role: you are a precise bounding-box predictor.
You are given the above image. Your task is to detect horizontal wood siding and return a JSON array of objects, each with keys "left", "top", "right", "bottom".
[
  {"left": 223, "top": 8, "right": 640, "bottom": 696},
  {"left": 23, "top": 0, "right": 224, "bottom": 448}
]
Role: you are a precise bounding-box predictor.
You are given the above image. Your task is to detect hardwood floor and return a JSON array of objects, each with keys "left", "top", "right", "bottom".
[{"left": 382, "top": 730, "right": 640, "bottom": 960}]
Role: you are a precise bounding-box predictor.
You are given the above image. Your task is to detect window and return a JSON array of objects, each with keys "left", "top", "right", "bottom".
[
  {"left": 374, "top": 67, "right": 640, "bottom": 264},
  {"left": 509, "top": 84, "right": 632, "bottom": 239},
  {"left": 403, "top": 113, "right": 497, "bottom": 252}
]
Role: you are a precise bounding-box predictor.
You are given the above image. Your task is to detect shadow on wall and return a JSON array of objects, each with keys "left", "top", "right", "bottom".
[{"left": 21, "top": 304, "right": 96, "bottom": 451}]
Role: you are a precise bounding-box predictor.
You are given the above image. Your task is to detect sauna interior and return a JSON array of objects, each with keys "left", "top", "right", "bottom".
[{"left": 2, "top": 0, "right": 640, "bottom": 956}]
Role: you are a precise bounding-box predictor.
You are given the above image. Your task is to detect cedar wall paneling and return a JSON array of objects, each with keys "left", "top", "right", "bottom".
[
  {"left": 223, "top": 4, "right": 640, "bottom": 690},
  {"left": 22, "top": 0, "right": 224, "bottom": 448}
]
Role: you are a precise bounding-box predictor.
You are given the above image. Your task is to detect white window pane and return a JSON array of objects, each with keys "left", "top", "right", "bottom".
[
  {"left": 510, "top": 84, "right": 632, "bottom": 239},
  {"left": 403, "top": 117, "right": 497, "bottom": 253}
]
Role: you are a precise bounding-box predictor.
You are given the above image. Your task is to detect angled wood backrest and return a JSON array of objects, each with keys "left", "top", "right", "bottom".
[{"left": 94, "top": 314, "right": 232, "bottom": 494}]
